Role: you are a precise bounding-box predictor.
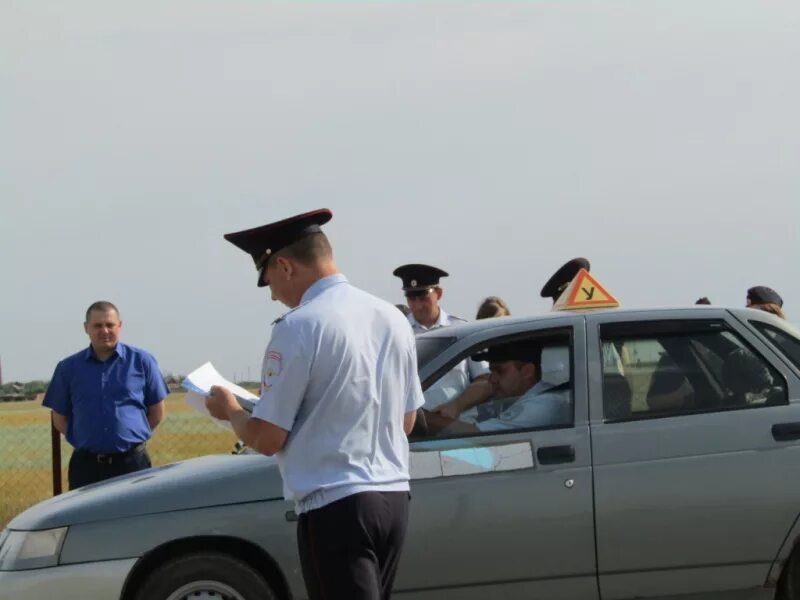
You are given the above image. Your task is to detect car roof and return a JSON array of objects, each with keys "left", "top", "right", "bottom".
[{"left": 417, "top": 306, "right": 760, "bottom": 341}]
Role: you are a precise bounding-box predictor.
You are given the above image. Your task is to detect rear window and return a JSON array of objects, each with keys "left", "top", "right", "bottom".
[
  {"left": 751, "top": 322, "right": 800, "bottom": 371},
  {"left": 415, "top": 336, "right": 457, "bottom": 368}
]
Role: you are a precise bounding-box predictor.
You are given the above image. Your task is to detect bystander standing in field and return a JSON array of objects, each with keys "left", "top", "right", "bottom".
[{"left": 43, "top": 301, "right": 169, "bottom": 489}]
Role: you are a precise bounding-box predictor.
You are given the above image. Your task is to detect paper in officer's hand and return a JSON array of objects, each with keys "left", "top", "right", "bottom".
[{"left": 182, "top": 362, "right": 259, "bottom": 428}]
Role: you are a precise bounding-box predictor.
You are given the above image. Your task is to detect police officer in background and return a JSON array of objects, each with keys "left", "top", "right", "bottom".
[
  {"left": 747, "top": 286, "right": 786, "bottom": 319},
  {"left": 43, "top": 301, "right": 169, "bottom": 489},
  {"left": 540, "top": 257, "right": 591, "bottom": 305},
  {"left": 392, "top": 264, "right": 491, "bottom": 419},
  {"left": 207, "top": 209, "right": 424, "bottom": 600}
]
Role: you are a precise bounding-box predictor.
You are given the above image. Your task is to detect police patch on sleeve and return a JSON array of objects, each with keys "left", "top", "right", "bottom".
[{"left": 262, "top": 351, "right": 283, "bottom": 390}]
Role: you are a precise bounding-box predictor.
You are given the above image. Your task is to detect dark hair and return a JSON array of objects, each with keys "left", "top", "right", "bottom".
[
  {"left": 476, "top": 296, "right": 511, "bottom": 320},
  {"left": 85, "top": 301, "right": 120, "bottom": 322},
  {"left": 275, "top": 232, "right": 333, "bottom": 266}
]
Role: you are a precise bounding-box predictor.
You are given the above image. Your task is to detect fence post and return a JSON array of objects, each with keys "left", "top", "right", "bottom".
[{"left": 51, "top": 415, "right": 62, "bottom": 496}]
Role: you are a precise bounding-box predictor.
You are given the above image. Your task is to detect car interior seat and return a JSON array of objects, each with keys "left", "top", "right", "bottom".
[
  {"left": 603, "top": 372, "right": 632, "bottom": 420},
  {"left": 646, "top": 354, "right": 694, "bottom": 412}
]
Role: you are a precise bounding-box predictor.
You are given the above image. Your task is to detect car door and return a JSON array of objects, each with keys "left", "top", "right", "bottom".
[
  {"left": 587, "top": 309, "right": 800, "bottom": 599},
  {"left": 393, "top": 316, "right": 599, "bottom": 600}
]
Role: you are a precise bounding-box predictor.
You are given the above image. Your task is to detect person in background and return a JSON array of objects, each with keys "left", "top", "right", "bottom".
[
  {"left": 747, "top": 286, "right": 786, "bottom": 319},
  {"left": 392, "top": 264, "right": 491, "bottom": 418},
  {"left": 696, "top": 297, "right": 712, "bottom": 305},
  {"left": 540, "top": 258, "right": 591, "bottom": 305},
  {"left": 476, "top": 296, "right": 511, "bottom": 319},
  {"left": 43, "top": 301, "right": 168, "bottom": 489}
]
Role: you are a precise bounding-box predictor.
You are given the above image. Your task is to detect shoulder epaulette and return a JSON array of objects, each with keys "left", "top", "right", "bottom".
[{"left": 271, "top": 301, "right": 308, "bottom": 325}]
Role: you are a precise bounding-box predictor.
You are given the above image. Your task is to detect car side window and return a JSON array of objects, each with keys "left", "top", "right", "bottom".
[
  {"left": 751, "top": 321, "right": 800, "bottom": 372},
  {"left": 414, "top": 330, "right": 574, "bottom": 440},
  {"left": 601, "top": 321, "right": 787, "bottom": 421}
]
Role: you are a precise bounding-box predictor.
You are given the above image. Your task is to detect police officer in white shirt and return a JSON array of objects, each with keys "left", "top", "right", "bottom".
[
  {"left": 207, "top": 209, "right": 425, "bottom": 600},
  {"left": 392, "top": 264, "right": 491, "bottom": 417},
  {"left": 539, "top": 257, "right": 591, "bottom": 306}
]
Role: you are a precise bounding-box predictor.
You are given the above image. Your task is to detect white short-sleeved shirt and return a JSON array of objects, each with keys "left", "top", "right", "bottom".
[
  {"left": 477, "top": 380, "right": 571, "bottom": 432},
  {"left": 252, "top": 274, "right": 425, "bottom": 514},
  {"left": 408, "top": 309, "right": 489, "bottom": 409}
]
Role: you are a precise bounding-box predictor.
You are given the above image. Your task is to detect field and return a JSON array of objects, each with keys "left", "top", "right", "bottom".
[{"left": 0, "top": 393, "right": 238, "bottom": 527}]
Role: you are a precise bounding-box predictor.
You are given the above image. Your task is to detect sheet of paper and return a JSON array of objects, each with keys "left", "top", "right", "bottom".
[{"left": 182, "top": 362, "right": 259, "bottom": 427}]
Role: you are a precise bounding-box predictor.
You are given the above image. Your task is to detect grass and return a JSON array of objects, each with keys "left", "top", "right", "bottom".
[{"left": 0, "top": 393, "right": 238, "bottom": 528}]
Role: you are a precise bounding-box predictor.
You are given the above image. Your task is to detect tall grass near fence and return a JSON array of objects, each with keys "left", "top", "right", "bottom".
[{"left": 0, "top": 393, "right": 238, "bottom": 527}]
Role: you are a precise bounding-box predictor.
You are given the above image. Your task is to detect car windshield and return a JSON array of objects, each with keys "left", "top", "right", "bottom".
[{"left": 415, "top": 336, "right": 457, "bottom": 369}]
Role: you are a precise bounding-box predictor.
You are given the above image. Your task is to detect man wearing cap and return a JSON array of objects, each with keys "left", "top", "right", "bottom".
[
  {"left": 747, "top": 286, "right": 786, "bottom": 319},
  {"left": 42, "top": 301, "right": 169, "bottom": 489},
  {"left": 540, "top": 257, "right": 591, "bottom": 305},
  {"left": 392, "top": 264, "right": 491, "bottom": 418},
  {"left": 392, "top": 264, "right": 461, "bottom": 334},
  {"left": 207, "top": 209, "right": 424, "bottom": 600},
  {"left": 425, "top": 341, "right": 571, "bottom": 435}
]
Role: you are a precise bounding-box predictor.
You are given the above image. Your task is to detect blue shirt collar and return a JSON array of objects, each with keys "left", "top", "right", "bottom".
[
  {"left": 83, "top": 342, "right": 126, "bottom": 362},
  {"left": 300, "top": 273, "right": 348, "bottom": 304}
]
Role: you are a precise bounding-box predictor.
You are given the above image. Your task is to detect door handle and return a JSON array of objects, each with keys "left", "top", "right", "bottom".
[
  {"left": 536, "top": 445, "right": 575, "bottom": 465},
  {"left": 772, "top": 422, "right": 800, "bottom": 442}
]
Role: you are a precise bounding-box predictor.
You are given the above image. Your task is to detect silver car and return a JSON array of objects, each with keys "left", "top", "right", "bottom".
[{"left": 3, "top": 307, "right": 800, "bottom": 600}]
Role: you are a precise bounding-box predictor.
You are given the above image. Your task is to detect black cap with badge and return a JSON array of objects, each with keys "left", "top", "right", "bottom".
[
  {"left": 747, "top": 286, "right": 783, "bottom": 308},
  {"left": 393, "top": 264, "right": 449, "bottom": 296},
  {"left": 540, "top": 258, "right": 591, "bottom": 303},
  {"left": 224, "top": 208, "right": 332, "bottom": 287}
]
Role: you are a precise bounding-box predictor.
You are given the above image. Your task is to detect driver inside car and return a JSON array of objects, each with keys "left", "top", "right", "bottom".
[{"left": 423, "top": 341, "right": 571, "bottom": 436}]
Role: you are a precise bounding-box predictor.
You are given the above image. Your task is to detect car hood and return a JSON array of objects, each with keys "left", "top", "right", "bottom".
[{"left": 9, "top": 454, "right": 284, "bottom": 531}]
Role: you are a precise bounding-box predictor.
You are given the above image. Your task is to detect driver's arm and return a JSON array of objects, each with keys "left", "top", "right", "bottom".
[
  {"left": 433, "top": 377, "right": 492, "bottom": 419},
  {"left": 422, "top": 409, "right": 480, "bottom": 436}
]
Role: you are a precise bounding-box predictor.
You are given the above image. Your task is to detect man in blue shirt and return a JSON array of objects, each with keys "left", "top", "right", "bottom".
[
  {"left": 43, "top": 301, "right": 169, "bottom": 489},
  {"left": 208, "top": 209, "right": 423, "bottom": 600}
]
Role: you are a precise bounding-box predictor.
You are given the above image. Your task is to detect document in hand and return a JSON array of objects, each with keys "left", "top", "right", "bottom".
[{"left": 182, "top": 362, "right": 259, "bottom": 430}]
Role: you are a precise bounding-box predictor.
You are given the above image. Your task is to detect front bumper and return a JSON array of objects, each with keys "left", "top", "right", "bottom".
[{"left": 0, "top": 558, "right": 136, "bottom": 600}]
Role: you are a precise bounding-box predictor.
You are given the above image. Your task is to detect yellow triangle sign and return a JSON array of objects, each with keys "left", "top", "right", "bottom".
[{"left": 553, "top": 268, "right": 620, "bottom": 311}]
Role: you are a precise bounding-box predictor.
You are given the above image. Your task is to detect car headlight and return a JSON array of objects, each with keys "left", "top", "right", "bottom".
[{"left": 0, "top": 527, "right": 68, "bottom": 571}]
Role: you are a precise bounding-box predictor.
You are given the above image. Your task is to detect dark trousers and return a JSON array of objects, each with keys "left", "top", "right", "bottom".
[
  {"left": 297, "top": 491, "right": 410, "bottom": 600},
  {"left": 68, "top": 446, "right": 151, "bottom": 490}
]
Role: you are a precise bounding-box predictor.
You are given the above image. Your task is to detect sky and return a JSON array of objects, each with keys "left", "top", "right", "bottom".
[{"left": 1, "top": 0, "right": 798, "bottom": 382}]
